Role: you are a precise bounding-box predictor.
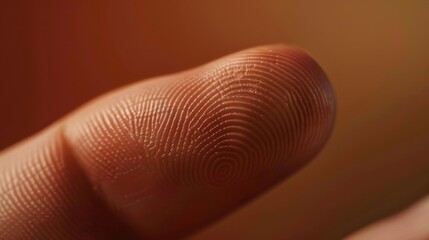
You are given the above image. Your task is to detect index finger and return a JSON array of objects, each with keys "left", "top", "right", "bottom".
[{"left": 0, "top": 45, "right": 336, "bottom": 239}]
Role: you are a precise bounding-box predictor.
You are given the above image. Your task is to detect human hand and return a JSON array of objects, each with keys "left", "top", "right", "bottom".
[{"left": 2, "top": 44, "right": 423, "bottom": 240}]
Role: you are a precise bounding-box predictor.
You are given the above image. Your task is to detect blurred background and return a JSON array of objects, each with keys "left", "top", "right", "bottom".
[{"left": 1, "top": 1, "right": 428, "bottom": 239}]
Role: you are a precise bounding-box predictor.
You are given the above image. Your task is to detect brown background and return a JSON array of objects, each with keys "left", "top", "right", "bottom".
[{"left": 1, "top": 1, "right": 428, "bottom": 239}]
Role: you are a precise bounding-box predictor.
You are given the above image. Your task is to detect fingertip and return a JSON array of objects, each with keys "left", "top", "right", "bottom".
[{"left": 64, "top": 44, "right": 336, "bottom": 238}]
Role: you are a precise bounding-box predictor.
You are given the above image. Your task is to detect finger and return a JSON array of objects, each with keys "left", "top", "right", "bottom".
[
  {"left": 0, "top": 45, "right": 336, "bottom": 239},
  {"left": 346, "top": 195, "right": 429, "bottom": 240},
  {"left": 0, "top": 125, "right": 135, "bottom": 239}
]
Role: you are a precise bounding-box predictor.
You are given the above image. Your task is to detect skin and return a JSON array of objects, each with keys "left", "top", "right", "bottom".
[
  {"left": 346, "top": 195, "right": 429, "bottom": 240},
  {"left": 0, "top": 44, "right": 425, "bottom": 239}
]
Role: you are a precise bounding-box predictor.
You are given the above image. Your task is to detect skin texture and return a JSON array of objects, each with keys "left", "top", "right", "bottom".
[{"left": 0, "top": 45, "right": 336, "bottom": 239}]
